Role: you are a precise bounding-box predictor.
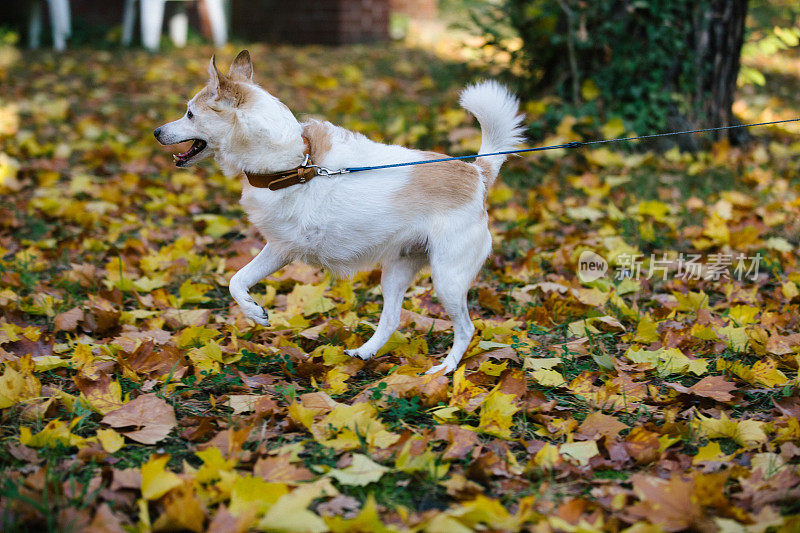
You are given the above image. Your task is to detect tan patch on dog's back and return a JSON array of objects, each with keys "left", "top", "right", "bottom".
[
  {"left": 395, "top": 151, "right": 482, "bottom": 212},
  {"left": 475, "top": 159, "right": 494, "bottom": 181},
  {"left": 302, "top": 121, "right": 333, "bottom": 162}
]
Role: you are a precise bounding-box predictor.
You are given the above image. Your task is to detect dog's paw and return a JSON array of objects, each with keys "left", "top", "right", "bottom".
[
  {"left": 425, "top": 360, "right": 457, "bottom": 375},
  {"left": 344, "top": 348, "right": 374, "bottom": 361},
  {"left": 241, "top": 301, "right": 271, "bottom": 327}
]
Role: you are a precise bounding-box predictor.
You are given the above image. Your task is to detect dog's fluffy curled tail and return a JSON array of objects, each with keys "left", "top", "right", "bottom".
[{"left": 459, "top": 81, "right": 525, "bottom": 186}]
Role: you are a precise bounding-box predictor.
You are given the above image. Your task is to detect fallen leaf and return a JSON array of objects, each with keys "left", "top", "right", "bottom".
[{"left": 101, "top": 393, "right": 177, "bottom": 445}]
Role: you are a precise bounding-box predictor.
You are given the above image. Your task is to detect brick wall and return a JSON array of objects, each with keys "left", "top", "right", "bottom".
[
  {"left": 231, "top": 0, "right": 390, "bottom": 45},
  {"left": 389, "top": 0, "right": 437, "bottom": 20}
]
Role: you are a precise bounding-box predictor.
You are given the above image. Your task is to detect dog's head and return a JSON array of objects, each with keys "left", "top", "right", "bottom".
[{"left": 154, "top": 50, "right": 303, "bottom": 175}]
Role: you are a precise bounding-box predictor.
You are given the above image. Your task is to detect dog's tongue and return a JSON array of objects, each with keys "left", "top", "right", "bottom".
[{"left": 173, "top": 139, "right": 206, "bottom": 164}]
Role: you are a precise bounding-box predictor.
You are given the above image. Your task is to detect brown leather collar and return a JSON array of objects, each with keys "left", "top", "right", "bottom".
[{"left": 244, "top": 136, "right": 317, "bottom": 191}]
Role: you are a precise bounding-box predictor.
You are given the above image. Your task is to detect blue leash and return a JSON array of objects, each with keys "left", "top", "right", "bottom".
[{"left": 311, "top": 117, "right": 800, "bottom": 175}]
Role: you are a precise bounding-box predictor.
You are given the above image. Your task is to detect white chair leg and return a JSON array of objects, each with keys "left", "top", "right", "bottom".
[
  {"left": 59, "top": 0, "right": 71, "bottom": 38},
  {"left": 204, "top": 0, "right": 227, "bottom": 47},
  {"left": 140, "top": 0, "right": 166, "bottom": 51},
  {"left": 169, "top": 6, "right": 188, "bottom": 48},
  {"left": 48, "top": 0, "right": 70, "bottom": 51},
  {"left": 47, "top": 0, "right": 69, "bottom": 52},
  {"left": 28, "top": 0, "right": 43, "bottom": 49},
  {"left": 122, "top": 0, "right": 137, "bottom": 46}
]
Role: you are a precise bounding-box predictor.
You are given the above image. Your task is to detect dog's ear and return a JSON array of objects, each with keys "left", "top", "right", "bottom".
[
  {"left": 208, "top": 55, "right": 226, "bottom": 96},
  {"left": 228, "top": 50, "right": 253, "bottom": 82},
  {"left": 208, "top": 55, "right": 240, "bottom": 107}
]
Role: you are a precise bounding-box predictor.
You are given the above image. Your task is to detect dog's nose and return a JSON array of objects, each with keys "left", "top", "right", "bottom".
[{"left": 153, "top": 127, "right": 162, "bottom": 140}]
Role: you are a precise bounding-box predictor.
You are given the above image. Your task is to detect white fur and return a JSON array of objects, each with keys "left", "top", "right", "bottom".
[
  {"left": 460, "top": 80, "right": 526, "bottom": 184},
  {"left": 155, "top": 58, "right": 523, "bottom": 374}
]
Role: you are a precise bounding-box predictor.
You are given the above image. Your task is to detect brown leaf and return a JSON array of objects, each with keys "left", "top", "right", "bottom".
[
  {"left": 120, "top": 341, "right": 188, "bottom": 380},
  {"left": 101, "top": 393, "right": 177, "bottom": 445},
  {"left": 442, "top": 474, "right": 484, "bottom": 500},
  {"left": 478, "top": 287, "right": 505, "bottom": 315},
  {"left": 207, "top": 505, "right": 251, "bottom": 533},
  {"left": 253, "top": 454, "right": 314, "bottom": 483},
  {"left": 84, "top": 296, "right": 121, "bottom": 334},
  {"left": 627, "top": 474, "right": 715, "bottom": 532},
  {"left": 399, "top": 308, "right": 452, "bottom": 333},
  {"left": 576, "top": 411, "right": 629, "bottom": 439},
  {"left": 112, "top": 329, "right": 172, "bottom": 352},
  {"left": 433, "top": 424, "right": 480, "bottom": 460},
  {"left": 624, "top": 427, "right": 660, "bottom": 465},
  {"left": 316, "top": 495, "right": 361, "bottom": 518},
  {"left": 299, "top": 391, "right": 340, "bottom": 413},
  {"left": 666, "top": 375, "right": 736, "bottom": 402},
  {"left": 110, "top": 468, "right": 142, "bottom": 491},
  {"left": 162, "top": 308, "right": 212, "bottom": 328},
  {"left": 54, "top": 307, "right": 84, "bottom": 333},
  {"left": 85, "top": 503, "right": 127, "bottom": 533}
]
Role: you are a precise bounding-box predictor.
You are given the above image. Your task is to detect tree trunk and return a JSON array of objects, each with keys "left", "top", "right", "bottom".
[{"left": 694, "top": 0, "right": 748, "bottom": 143}]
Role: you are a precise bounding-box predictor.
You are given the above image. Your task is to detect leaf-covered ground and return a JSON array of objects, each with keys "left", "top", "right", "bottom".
[{"left": 1, "top": 41, "right": 799, "bottom": 532}]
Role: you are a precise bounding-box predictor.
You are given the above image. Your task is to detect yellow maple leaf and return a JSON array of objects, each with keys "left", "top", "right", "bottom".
[
  {"left": 31, "top": 355, "right": 69, "bottom": 372},
  {"left": 141, "top": 455, "right": 184, "bottom": 500},
  {"left": 395, "top": 438, "right": 450, "bottom": 478},
  {"left": 429, "top": 405, "right": 460, "bottom": 424},
  {"left": 694, "top": 412, "right": 767, "bottom": 449},
  {"left": 176, "top": 325, "right": 220, "bottom": 348},
  {"left": 449, "top": 366, "right": 487, "bottom": 411},
  {"left": 258, "top": 478, "right": 337, "bottom": 533},
  {"left": 177, "top": 279, "right": 212, "bottom": 306},
  {"left": 717, "top": 358, "right": 788, "bottom": 388},
  {"left": 625, "top": 347, "right": 707, "bottom": 376},
  {"left": 153, "top": 484, "right": 206, "bottom": 533},
  {"left": 692, "top": 441, "right": 731, "bottom": 465},
  {"left": 192, "top": 213, "right": 237, "bottom": 238},
  {"left": 311, "top": 403, "right": 399, "bottom": 450},
  {"left": 20, "top": 418, "right": 91, "bottom": 449},
  {"left": 327, "top": 454, "right": 388, "bottom": 486},
  {"left": 447, "top": 494, "right": 523, "bottom": 531},
  {"left": 96, "top": 428, "right": 125, "bottom": 453},
  {"left": 672, "top": 291, "right": 710, "bottom": 312},
  {"left": 476, "top": 389, "right": 519, "bottom": 439},
  {"left": 559, "top": 441, "right": 600, "bottom": 466},
  {"left": 529, "top": 368, "right": 567, "bottom": 387},
  {"left": 728, "top": 305, "right": 760, "bottom": 325},
  {"left": 288, "top": 401, "right": 316, "bottom": 430},
  {"left": 635, "top": 315, "right": 660, "bottom": 343},
  {"left": 716, "top": 324, "right": 750, "bottom": 353},
  {"left": 229, "top": 475, "right": 288, "bottom": 517},
  {"left": 750, "top": 359, "right": 788, "bottom": 388},
  {"left": 325, "top": 495, "right": 395, "bottom": 533},
  {"left": 286, "top": 282, "right": 335, "bottom": 317},
  {"left": 324, "top": 367, "right": 351, "bottom": 395},
  {"left": 477, "top": 360, "right": 508, "bottom": 376},
  {"left": 0, "top": 360, "right": 41, "bottom": 408},
  {"left": 533, "top": 443, "right": 562, "bottom": 469},
  {"left": 194, "top": 446, "right": 237, "bottom": 485}
]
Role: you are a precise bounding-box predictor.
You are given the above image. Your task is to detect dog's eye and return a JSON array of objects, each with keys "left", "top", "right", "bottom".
[{"left": 187, "top": 110, "right": 193, "bottom": 119}]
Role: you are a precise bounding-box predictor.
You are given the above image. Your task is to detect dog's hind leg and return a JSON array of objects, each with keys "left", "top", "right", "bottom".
[
  {"left": 229, "top": 243, "right": 289, "bottom": 326},
  {"left": 346, "top": 254, "right": 426, "bottom": 360},
  {"left": 425, "top": 225, "right": 491, "bottom": 375}
]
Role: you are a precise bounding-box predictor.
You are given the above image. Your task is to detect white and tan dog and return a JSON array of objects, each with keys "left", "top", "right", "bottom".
[{"left": 154, "top": 50, "right": 524, "bottom": 374}]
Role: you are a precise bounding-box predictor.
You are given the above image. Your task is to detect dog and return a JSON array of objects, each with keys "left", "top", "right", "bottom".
[{"left": 154, "top": 50, "right": 524, "bottom": 374}]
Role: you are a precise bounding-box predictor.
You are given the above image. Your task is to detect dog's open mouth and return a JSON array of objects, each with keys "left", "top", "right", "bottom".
[{"left": 173, "top": 139, "right": 207, "bottom": 166}]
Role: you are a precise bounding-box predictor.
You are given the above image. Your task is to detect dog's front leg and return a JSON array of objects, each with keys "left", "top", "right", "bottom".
[{"left": 229, "top": 243, "right": 289, "bottom": 326}]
